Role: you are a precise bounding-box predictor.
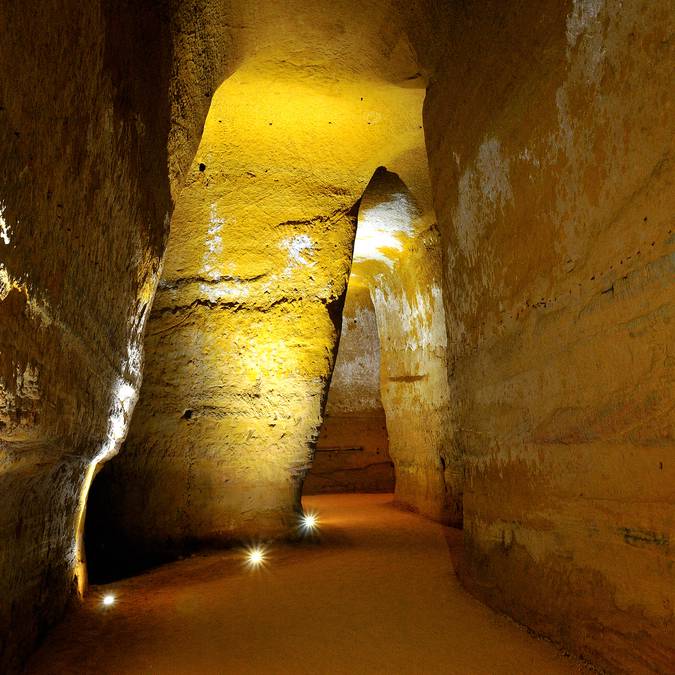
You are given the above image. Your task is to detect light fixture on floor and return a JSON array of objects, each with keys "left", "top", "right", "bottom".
[
  {"left": 300, "top": 511, "right": 319, "bottom": 533},
  {"left": 102, "top": 593, "right": 116, "bottom": 607},
  {"left": 245, "top": 545, "right": 267, "bottom": 568}
]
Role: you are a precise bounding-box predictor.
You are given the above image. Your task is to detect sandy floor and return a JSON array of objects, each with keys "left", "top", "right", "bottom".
[{"left": 27, "top": 494, "right": 587, "bottom": 674}]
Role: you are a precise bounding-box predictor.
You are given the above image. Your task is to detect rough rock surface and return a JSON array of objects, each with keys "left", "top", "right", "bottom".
[
  {"left": 0, "top": 0, "right": 239, "bottom": 669},
  {"left": 0, "top": 3, "right": 171, "bottom": 669},
  {"left": 423, "top": 0, "right": 675, "bottom": 670},
  {"left": 349, "top": 167, "right": 458, "bottom": 523},
  {"left": 2, "top": 0, "right": 673, "bottom": 672}
]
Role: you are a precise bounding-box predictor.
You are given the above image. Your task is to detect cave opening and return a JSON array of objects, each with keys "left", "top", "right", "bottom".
[
  {"left": 82, "top": 60, "right": 451, "bottom": 586},
  {"left": 303, "top": 165, "right": 459, "bottom": 529},
  {"left": 303, "top": 277, "right": 395, "bottom": 497}
]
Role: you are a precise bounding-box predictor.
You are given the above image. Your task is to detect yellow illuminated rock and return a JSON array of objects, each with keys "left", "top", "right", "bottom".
[
  {"left": 352, "top": 168, "right": 457, "bottom": 523},
  {"left": 89, "top": 57, "right": 432, "bottom": 553},
  {"left": 304, "top": 281, "right": 394, "bottom": 495}
]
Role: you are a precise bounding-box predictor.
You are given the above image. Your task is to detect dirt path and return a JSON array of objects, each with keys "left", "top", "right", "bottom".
[{"left": 27, "top": 494, "right": 587, "bottom": 674}]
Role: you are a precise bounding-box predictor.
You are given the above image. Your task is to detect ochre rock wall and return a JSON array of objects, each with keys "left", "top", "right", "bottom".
[
  {"left": 0, "top": 3, "right": 169, "bottom": 669},
  {"left": 423, "top": 0, "right": 674, "bottom": 669},
  {"left": 305, "top": 283, "right": 394, "bottom": 495},
  {"left": 6, "top": 1, "right": 672, "bottom": 671},
  {"left": 0, "top": 3, "right": 431, "bottom": 665},
  {"left": 373, "top": 233, "right": 457, "bottom": 524}
]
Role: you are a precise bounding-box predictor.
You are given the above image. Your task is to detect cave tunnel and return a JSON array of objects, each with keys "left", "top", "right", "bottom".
[
  {"left": 303, "top": 278, "right": 395, "bottom": 498},
  {"left": 1, "top": 1, "right": 674, "bottom": 673}
]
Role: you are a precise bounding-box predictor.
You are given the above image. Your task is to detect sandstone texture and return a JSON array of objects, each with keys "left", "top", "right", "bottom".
[
  {"left": 423, "top": 0, "right": 675, "bottom": 670},
  {"left": 0, "top": 0, "right": 236, "bottom": 668},
  {"left": 86, "top": 2, "right": 437, "bottom": 571},
  {"left": 355, "top": 168, "right": 458, "bottom": 524},
  {"left": 0, "top": 3, "right": 171, "bottom": 669}
]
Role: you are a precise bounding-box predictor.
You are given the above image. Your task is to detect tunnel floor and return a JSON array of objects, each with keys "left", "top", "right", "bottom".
[{"left": 27, "top": 494, "right": 588, "bottom": 674}]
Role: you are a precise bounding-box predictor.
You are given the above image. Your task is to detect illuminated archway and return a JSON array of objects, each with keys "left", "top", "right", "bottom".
[
  {"left": 84, "top": 56, "right": 436, "bottom": 579},
  {"left": 304, "top": 166, "right": 459, "bottom": 524}
]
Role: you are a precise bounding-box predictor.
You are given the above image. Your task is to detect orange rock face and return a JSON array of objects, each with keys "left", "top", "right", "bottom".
[
  {"left": 0, "top": 5, "right": 170, "bottom": 669},
  {"left": 84, "top": 25, "right": 429, "bottom": 568},
  {"left": 0, "top": 2, "right": 231, "bottom": 668}
]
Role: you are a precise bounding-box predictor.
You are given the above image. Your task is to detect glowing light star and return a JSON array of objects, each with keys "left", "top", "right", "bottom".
[
  {"left": 300, "top": 511, "right": 319, "bottom": 533},
  {"left": 102, "top": 594, "right": 116, "bottom": 607},
  {"left": 245, "top": 546, "right": 267, "bottom": 568}
]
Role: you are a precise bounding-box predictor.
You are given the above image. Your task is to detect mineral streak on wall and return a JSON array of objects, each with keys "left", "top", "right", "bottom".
[
  {"left": 87, "top": 55, "right": 431, "bottom": 561},
  {"left": 304, "top": 283, "right": 394, "bottom": 495},
  {"left": 422, "top": 0, "right": 675, "bottom": 670}
]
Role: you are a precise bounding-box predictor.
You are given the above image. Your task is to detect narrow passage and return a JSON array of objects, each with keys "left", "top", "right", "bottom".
[{"left": 28, "top": 495, "right": 586, "bottom": 674}]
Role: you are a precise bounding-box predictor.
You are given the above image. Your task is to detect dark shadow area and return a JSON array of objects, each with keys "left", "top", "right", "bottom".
[{"left": 84, "top": 466, "right": 176, "bottom": 584}]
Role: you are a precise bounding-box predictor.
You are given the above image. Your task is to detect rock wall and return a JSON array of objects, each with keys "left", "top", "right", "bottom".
[
  {"left": 0, "top": 0, "right": 436, "bottom": 661},
  {"left": 6, "top": 1, "right": 671, "bottom": 671},
  {"left": 423, "top": 0, "right": 674, "bottom": 669},
  {"left": 353, "top": 168, "right": 458, "bottom": 523},
  {"left": 0, "top": 0, "right": 242, "bottom": 669},
  {"left": 0, "top": 3, "right": 168, "bottom": 669},
  {"left": 304, "top": 283, "right": 394, "bottom": 495}
]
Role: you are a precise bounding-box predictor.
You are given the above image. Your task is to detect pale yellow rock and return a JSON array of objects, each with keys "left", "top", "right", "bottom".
[
  {"left": 424, "top": 0, "right": 675, "bottom": 670},
  {"left": 304, "top": 282, "right": 394, "bottom": 495}
]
